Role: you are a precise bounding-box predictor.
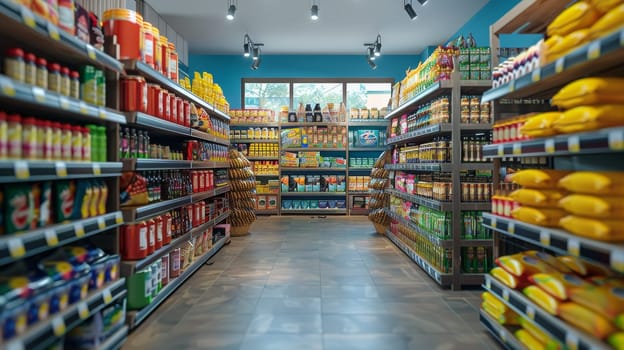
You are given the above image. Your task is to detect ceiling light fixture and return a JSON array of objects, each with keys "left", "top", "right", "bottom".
[
  {"left": 252, "top": 46, "right": 260, "bottom": 60},
  {"left": 404, "top": 0, "right": 417, "bottom": 20},
  {"left": 417, "top": 0, "right": 428, "bottom": 5},
  {"left": 367, "top": 58, "right": 377, "bottom": 70},
  {"left": 368, "top": 47, "right": 376, "bottom": 60},
  {"left": 374, "top": 34, "right": 382, "bottom": 56},
  {"left": 226, "top": 0, "right": 236, "bottom": 20},
  {"left": 243, "top": 34, "right": 264, "bottom": 69},
  {"left": 251, "top": 55, "right": 261, "bottom": 70},
  {"left": 243, "top": 34, "right": 251, "bottom": 57},
  {"left": 311, "top": 0, "right": 319, "bottom": 20}
]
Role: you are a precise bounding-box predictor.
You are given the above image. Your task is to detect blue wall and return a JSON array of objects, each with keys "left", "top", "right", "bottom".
[
  {"left": 448, "top": 0, "right": 542, "bottom": 48},
  {"left": 189, "top": 55, "right": 417, "bottom": 108}
]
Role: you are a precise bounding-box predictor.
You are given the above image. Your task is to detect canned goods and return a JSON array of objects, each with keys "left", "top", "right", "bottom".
[
  {"left": 147, "top": 219, "right": 156, "bottom": 255},
  {"left": 169, "top": 248, "right": 181, "bottom": 278},
  {"left": 161, "top": 255, "right": 169, "bottom": 286},
  {"left": 120, "top": 76, "right": 147, "bottom": 112},
  {"left": 155, "top": 215, "right": 163, "bottom": 249},
  {"left": 163, "top": 213, "right": 172, "bottom": 244},
  {"left": 163, "top": 91, "right": 171, "bottom": 121}
]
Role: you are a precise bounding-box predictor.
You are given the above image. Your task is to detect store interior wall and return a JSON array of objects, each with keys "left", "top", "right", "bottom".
[{"left": 188, "top": 0, "right": 542, "bottom": 109}]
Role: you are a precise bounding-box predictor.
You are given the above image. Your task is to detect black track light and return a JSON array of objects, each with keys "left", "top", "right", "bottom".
[
  {"left": 251, "top": 55, "right": 261, "bottom": 70},
  {"left": 226, "top": 0, "right": 236, "bottom": 20},
  {"left": 417, "top": 0, "right": 428, "bottom": 5},
  {"left": 404, "top": 0, "right": 417, "bottom": 20},
  {"left": 311, "top": 4, "right": 319, "bottom": 20},
  {"left": 374, "top": 34, "right": 382, "bottom": 56},
  {"left": 368, "top": 47, "right": 375, "bottom": 60},
  {"left": 252, "top": 47, "right": 260, "bottom": 60},
  {"left": 243, "top": 34, "right": 251, "bottom": 57},
  {"left": 367, "top": 58, "right": 377, "bottom": 70},
  {"left": 243, "top": 43, "right": 250, "bottom": 57}
]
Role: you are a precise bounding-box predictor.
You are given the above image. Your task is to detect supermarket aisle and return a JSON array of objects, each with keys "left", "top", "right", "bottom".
[{"left": 124, "top": 216, "right": 500, "bottom": 350}]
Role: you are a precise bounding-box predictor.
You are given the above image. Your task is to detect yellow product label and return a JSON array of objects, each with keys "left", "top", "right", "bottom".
[
  {"left": 16, "top": 313, "right": 27, "bottom": 335},
  {"left": 81, "top": 185, "right": 92, "bottom": 219},
  {"left": 90, "top": 185, "right": 100, "bottom": 218},
  {"left": 59, "top": 293, "right": 69, "bottom": 311},
  {"left": 39, "top": 301, "right": 49, "bottom": 321}
]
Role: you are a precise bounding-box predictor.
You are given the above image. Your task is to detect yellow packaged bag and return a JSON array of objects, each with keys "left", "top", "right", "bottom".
[
  {"left": 553, "top": 105, "right": 624, "bottom": 134},
  {"left": 516, "top": 329, "right": 547, "bottom": 350},
  {"left": 558, "top": 302, "right": 616, "bottom": 339},
  {"left": 520, "top": 112, "right": 562, "bottom": 137},
  {"left": 482, "top": 291, "right": 506, "bottom": 314},
  {"left": 558, "top": 171, "right": 624, "bottom": 195},
  {"left": 547, "top": 1, "right": 601, "bottom": 37},
  {"left": 519, "top": 317, "right": 561, "bottom": 350},
  {"left": 589, "top": 0, "right": 624, "bottom": 14},
  {"left": 511, "top": 206, "right": 567, "bottom": 227},
  {"left": 559, "top": 194, "right": 624, "bottom": 218},
  {"left": 511, "top": 169, "right": 572, "bottom": 189},
  {"left": 509, "top": 188, "right": 567, "bottom": 208},
  {"left": 529, "top": 272, "right": 590, "bottom": 300},
  {"left": 558, "top": 255, "right": 614, "bottom": 277},
  {"left": 569, "top": 284, "right": 624, "bottom": 320},
  {"left": 496, "top": 253, "right": 559, "bottom": 279},
  {"left": 590, "top": 3, "right": 624, "bottom": 39},
  {"left": 607, "top": 332, "right": 624, "bottom": 350},
  {"left": 482, "top": 301, "right": 520, "bottom": 325},
  {"left": 524, "top": 251, "right": 572, "bottom": 273},
  {"left": 616, "top": 315, "right": 624, "bottom": 330},
  {"left": 560, "top": 215, "right": 624, "bottom": 241},
  {"left": 546, "top": 29, "right": 591, "bottom": 62},
  {"left": 491, "top": 266, "right": 526, "bottom": 289},
  {"left": 551, "top": 78, "right": 624, "bottom": 109},
  {"left": 523, "top": 285, "right": 560, "bottom": 315}
]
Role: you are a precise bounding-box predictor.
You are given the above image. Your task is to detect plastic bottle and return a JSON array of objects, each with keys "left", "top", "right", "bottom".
[
  {"left": 86, "top": 124, "right": 97, "bottom": 161},
  {"left": 22, "top": 117, "right": 37, "bottom": 160},
  {"left": 24, "top": 53, "right": 36, "bottom": 86},
  {"left": 60, "top": 67, "right": 71, "bottom": 97},
  {"left": 36, "top": 58, "right": 48, "bottom": 89},
  {"left": 71, "top": 125, "right": 83, "bottom": 161},
  {"left": 47, "top": 63, "right": 62, "bottom": 93},
  {"left": 130, "top": 128, "right": 138, "bottom": 159},
  {"left": 138, "top": 130, "right": 145, "bottom": 158},
  {"left": 70, "top": 70, "right": 80, "bottom": 99},
  {"left": 61, "top": 124, "right": 72, "bottom": 160},
  {"left": 7, "top": 114, "right": 22, "bottom": 159},
  {"left": 35, "top": 119, "right": 45, "bottom": 160},
  {"left": 97, "top": 126, "right": 107, "bottom": 161},
  {"left": 4, "top": 48, "right": 25, "bottom": 83},
  {"left": 305, "top": 104, "right": 313, "bottom": 122},
  {"left": 51, "top": 122, "right": 62, "bottom": 160},
  {"left": 0, "top": 112, "right": 6, "bottom": 159}
]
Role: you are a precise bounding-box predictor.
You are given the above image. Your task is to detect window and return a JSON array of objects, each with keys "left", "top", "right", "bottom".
[
  {"left": 293, "top": 82, "right": 343, "bottom": 108},
  {"left": 243, "top": 82, "right": 290, "bottom": 112},
  {"left": 346, "top": 83, "right": 391, "bottom": 110}
]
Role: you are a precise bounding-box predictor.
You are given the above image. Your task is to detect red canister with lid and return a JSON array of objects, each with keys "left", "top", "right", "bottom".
[
  {"left": 169, "top": 248, "right": 181, "bottom": 278},
  {"left": 155, "top": 215, "right": 164, "bottom": 249},
  {"left": 163, "top": 91, "right": 171, "bottom": 121},
  {"left": 170, "top": 95, "right": 178, "bottom": 122},
  {"left": 147, "top": 218, "right": 156, "bottom": 254},
  {"left": 161, "top": 255, "right": 169, "bottom": 286},
  {"left": 120, "top": 222, "right": 147, "bottom": 260},
  {"left": 120, "top": 76, "right": 147, "bottom": 112},
  {"left": 163, "top": 212, "right": 172, "bottom": 244},
  {"left": 192, "top": 171, "right": 199, "bottom": 193},
  {"left": 199, "top": 170, "right": 206, "bottom": 192},
  {"left": 194, "top": 202, "right": 201, "bottom": 227},
  {"left": 200, "top": 201, "right": 206, "bottom": 223},
  {"left": 176, "top": 97, "right": 183, "bottom": 124},
  {"left": 183, "top": 101, "right": 191, "bottom": 124}
]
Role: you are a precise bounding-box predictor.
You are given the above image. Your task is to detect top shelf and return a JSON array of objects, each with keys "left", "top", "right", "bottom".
[
  {"left": 0, "top": 0, "right": 123, "bottom": 73},
  {"left": 281, "top": 122, "right": 347, "bottom": 127},
  {"left": 491, "top": 0, "right": 571, "bottom": 35},
  {"left": 122, "top": 60, "right": 230, "bottom": 122},
  {"left": 482, "top": 28, "right": 624, "bottom": 103},
  {"left": 230, "top": 122, "right": 280, "bottom": 127},
  {"left": 385, "top": 80, "right": 491, "bottom": 120}
]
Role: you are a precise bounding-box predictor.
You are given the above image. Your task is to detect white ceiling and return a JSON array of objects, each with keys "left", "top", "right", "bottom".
[{"left": 145, "top": 0, "right": 489, "bottom": 55}]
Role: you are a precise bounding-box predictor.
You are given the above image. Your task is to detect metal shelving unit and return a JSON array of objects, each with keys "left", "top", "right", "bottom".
[
  {"left": 480, "top": 1, "right": 624, "bottom": 347},
  {"left": 479, "top": 309, "right": 526, "bottom": 350},
  {"left": 281, "top": 192, "right": 346, "bottom": 197},
  {"left": 383, "top": 73, "right": 494, "bottom": 289}
]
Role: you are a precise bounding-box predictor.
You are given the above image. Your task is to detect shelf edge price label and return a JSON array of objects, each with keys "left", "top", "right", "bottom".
[
  {"left": 507, "top": 221, "right": 515, "bottom": 235},
  {"left": 531, "top": 68, "right": 541, "bottom": 82},
  {"left": 491, "top": 217, "right": 497, "bottom": 229},
  {"left": 44, "top": 229, "right": 59, "bottom": 247},
  {"left": 567, "top": 135, "right": 580, "bottom": 153},
  {"left": 526, "top": 305, "right": 536, "bottom": 320},
  {"left": 497, "top": 144, "right": 504, "bottom": 156},
  {"left": 47, "top": 22, "right": 60, "bottom": 41},
  {"left": 14, "top": 160, "right": 29, "bottom": 179},
  {"left": 485, "top": 277, "right": 491, "bottom": 290},
  {"left": 502, "top": 288, "right": 510, "bottom": 302},
  {"left": 540, "top": 231, "right": 551, "bottom": 246},
  {"left": 97, "top": 217, "right": 106, "bottom": 230},
  {"left": 92, "top": 163, "right": 101, "bottom": 176},
  {"left": 20, "top": 6, "right": 36, "bottom": 28},
  {"left": 512, "top": 143, "right": 521, "bottom": 156},
  {"left": 565, "top": 333, "right": 579, "bottom": 350},
  {"left": 74, "top": 222, "right": 85, "bottom": 238},
  {"left": 0, "top": 76, "right": 16, "bottom": 97},
  {"left": 587, "top": 41, "right": 601, "bottom": 60},
  {"left": 500, "top": 329, "right": 507, "bottom": 342},
  {"left": 55, "top": 162, "right": 67, "bottom": 177},
  {"left": 86, "top": 45, "right": 97, "bottom": 60},
  {"left": 32, "top": 86, "right": 46, "bottom": 103},
  {"left": 8, "top": 238, "right": 26, "bottom": 258},
  {"left": 77, "top": 302, "right": 89, "bottom": 320},
  {"left": 545, "top": 139, "right": 556, "bottom": 154},
  {"left": 52, "top": 316, "right": 66, "bottom": 336},
  {"left": 568, "top": 238, "right": 580, "bottom": 257},
  {"left": 608, "top": 129, "right": 624, "bottom": 150},
  {"left": 79, "top": 101, "right": 88, "bottom": 114},
  {"left": 555, "top": 58, "right": 565, "bottom": 73},
  {"left": 611, "top": 250, "right": 624, "bottom": 273},
  {"left": 98, "top": 107, "right": 107, "bottom": 119},
  {"left": 59, "top": 96, "right": 70, "bottom": 110}
]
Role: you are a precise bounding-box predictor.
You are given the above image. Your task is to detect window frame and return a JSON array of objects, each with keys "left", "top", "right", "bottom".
[{"left": 241, "top": 77, "right": 394, "bottom": 111}]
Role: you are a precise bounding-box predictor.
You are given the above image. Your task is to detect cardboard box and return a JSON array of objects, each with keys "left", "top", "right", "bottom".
[
  {"left": 257, "top": 195, "right": 267, "bottom": 209},
  {"left": 267, "top": 196, "right": 277, "bottom": 209}
]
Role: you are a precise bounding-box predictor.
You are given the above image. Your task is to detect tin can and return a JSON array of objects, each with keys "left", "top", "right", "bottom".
[
  {"left": 120, "top": 76, "right": 147, "bottom": 112},
  {"left": 163, "top": 91, "right": 171, "bottom": 121},
  {"left": 177, "top": 98, "right": 184, "bottom": 124},
  {"left": 170, "top": 94, "right": 177, "bottom": 122}
]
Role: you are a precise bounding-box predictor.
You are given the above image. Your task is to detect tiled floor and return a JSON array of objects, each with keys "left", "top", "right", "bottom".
[{"left": 124, "top": 216, "right": 501, "bottom": 350}]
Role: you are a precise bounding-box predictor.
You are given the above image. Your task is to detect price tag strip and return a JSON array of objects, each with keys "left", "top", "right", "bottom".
[
  {"left": 116, "top": 212, "right": 124, "bottom": 225},
  {"left": 55, "top": 162, "right": 67, "bottom": 177},
  {"left": 45, "top": 229, "right": 59, "bottom": 247},
  {"left": 59, "top": 96, "right": 70, "bottom": 110},
  {"left": 608, "top": 129, "right": 624, "bottom": 151},
  {"left": 0, "top": 75, "right": 16, "bottom": 97},
  {"left": 97, "top": 217, "right": 106, "bottom": 230},
  {"left": 47, "top": 22, "right": 60, "bottom": 41},
  {"left": 14, "top": 160, "right": 30, "bottom": 179},
  {"left": 77, "top": 302, "right": 89, "bottom": 320},
  {"left": 526, "top": 305, "right": 536, "bottom": 320},
  {"left": 20, "top": 6, "right": 36, "bottom": 28},
  {"left": 555, "top": 58, "right": 565, "bottom": 74},
  {"left": 567, "top": 136, "right": 580, "bottom": 153},
  {"left": 32, "top": 86, "right": 46, "bottom": 103},
  {"left": 507, "top": 221, "right": 515, "bottom": 235},
  {"left": 51, "top": 317, "right": 66, "bottom": 337},
  {"left": 611, "top": 250, "right": 624, "bottom": 273},
  {"left": 568, "top": 238, "right": 580, "bottom": 257},
  {"left": 531, "top": 68, "right": 541, "bottom": 83},
  {"left": 8, "top": 238, "right": 26, "bottom": 258},
  {"left": 545, "top": 139, "right": 556, "bottom": 154},
  {"left": 587, "top": 41, "right": 601, "bottom": 60},
  {"left": 512, "top": 143, "right": 521, "bottom": 156},
  {"left": 74, "top": 222, "right": 85, "bottom": 237},
  {"left": 540, "top": 231, "right": 551, "bottom": 246},
  {"left": 93, "top": 163, "right": 101, "bottom": 176}
]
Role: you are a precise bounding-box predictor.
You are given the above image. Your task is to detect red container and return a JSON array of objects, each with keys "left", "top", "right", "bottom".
[
  {"left": 120, "top": 222, "right": 147, "bottom": 260},
  {"left": 170, "top": 95, "right": 177, "bottom": 122},
  {"left": 186, "top": 205, "right": 194, "bottom": 228},
  {"left": 193, "top": 203, "right": 201, "bottom": 227},
  {"left": 146, "top": 84, "right": 159, "bottom": 117},
  {"left": 103, "top": 9, "right": 143, "bottom": 60},
  {"left": 192, "top": 171, "right": 199, "bottom": 193},
  {"left": 176, "top": 98, "right": 184, "bottom": 124},
  {"left": 208, "top": 170, "right": 214, "bottom": 190},
  {"left": 155, "top": 215, "right": 163, "bottom": 249},
  {"left": 147, "top": 218, "right": 156, "bottom": 255},
  {"left": 163, "top": 213, "right": 172, "bottom": 244},
  {"left": 161, "top": 255, "right": 169, "bottom": 286},
  {"left": 169, "top": 248, "right": 181, "bottom": 278},
  {"left": 199, "top": 170, "right": 206, "bottom": 192},
  {"left": 200, "top": 201, "right": 206, "bottom": 223},
  {"left": 183, "top": 101, "right": 191, "bottom": 124},
  {"left": 120, "top": 76, "right": 147, "bottom": 112},
  {"left": 183, "top": 105, "right": 191, "bottom": 127},
  {"left": 163, "top": 91, "right": 171, "bottom": 121}
]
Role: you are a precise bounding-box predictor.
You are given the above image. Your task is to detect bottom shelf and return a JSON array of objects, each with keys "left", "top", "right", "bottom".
[
  {"left": 479, "top": 309, "right": 526, "bottom": 350},
  {"left": 256, "top": 208, "right": 279, "bottom": 215},
  {"left": 385, "top": 229, "right": 451, "bottom": 287},
  {"left": 281, "top": 209, "right": 347, "bottom": 215},
  {"left": 349, "top": 208, "right": 369, "bottom": 215},
  {"left": 127, "top": 234, "right": 230, "bottom": 329},
  {"left": 97, "top": 325, "right": 128, "bottom": 350}
]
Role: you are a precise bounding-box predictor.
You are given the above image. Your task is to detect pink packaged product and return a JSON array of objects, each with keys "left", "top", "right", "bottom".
[
  {"left": 395, "top": 172, "right": 406, "bottom": 192},
  {"left": 400, "top": 114, "right": 408, "bottom": 134},
  {"left": 405, "top": 174, "right": 416, "bottom": 194}
]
